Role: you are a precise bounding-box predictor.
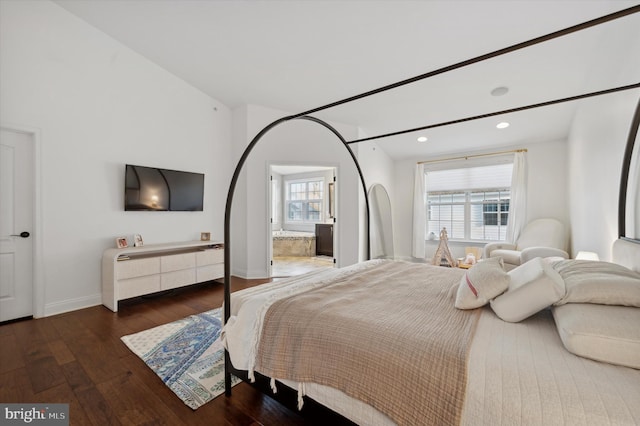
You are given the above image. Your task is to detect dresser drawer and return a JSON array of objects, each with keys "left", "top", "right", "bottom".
[
  {"left": 196, "top": 264, "right": 224, "bottom": 282},
  {"left": 116, "top": 257, "right": 160, "bottom": 280},
  {"left": 161, "top": 252, "right": 196, "bottom": 272},
  {"left": 103, "top": 242, "right": 226, "bottom": 312},
  {"left": 117, "top": 275, "right": 161, "bottom": 299},
  {"left": 196, "top": 249, "right": 224, "bottom": 266},
  {"left": 161, "top": 269, "right": 196, "bottom": 290}
]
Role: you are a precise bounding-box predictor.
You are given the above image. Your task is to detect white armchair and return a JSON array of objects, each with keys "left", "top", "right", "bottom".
[{"left": 484, "top": 218, "right": 569, "bottom": 270}]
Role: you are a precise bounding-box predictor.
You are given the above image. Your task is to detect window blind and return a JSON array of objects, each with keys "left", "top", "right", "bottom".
[{"left": 427, "top": 163, "right": 513, "bottom": 192}]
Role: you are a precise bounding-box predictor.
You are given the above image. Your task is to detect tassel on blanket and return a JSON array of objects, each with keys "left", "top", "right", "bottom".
[
  {"left": 297, "top": 382, "right": 306, "bottom": 410},
  {"left": 270, "top": 377, "right": 278, "bottom": 394}
]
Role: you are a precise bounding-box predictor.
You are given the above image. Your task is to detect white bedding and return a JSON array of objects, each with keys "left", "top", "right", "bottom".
[
  {"left": 222, "top": 258, "right": 640, "bottom": 425},
  {"left": 464, "top": 307, "right": 640, "bottom": 425}
]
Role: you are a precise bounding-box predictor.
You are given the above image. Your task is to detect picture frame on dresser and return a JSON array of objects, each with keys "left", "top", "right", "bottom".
[{"left": 116, "top": 237, "right": 128, "bottom": 248}]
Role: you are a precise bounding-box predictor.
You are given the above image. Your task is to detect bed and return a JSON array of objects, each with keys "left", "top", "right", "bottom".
[
  {"left": 222, "top": 238, "right": 640, "bottom": 425},
  {"left": 221, "top": 6, "right": 640, "bottom": 426}
]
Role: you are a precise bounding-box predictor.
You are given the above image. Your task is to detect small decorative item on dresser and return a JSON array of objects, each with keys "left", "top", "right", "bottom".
[
  {"left": 116, "top": 237, "right": 128, "bottom": 249},
  {"left": 134, "top": 234, "right": 144, "bottom": 247},
  {"left": 200, "top": 232, "right": 211, "bottom": 241}
]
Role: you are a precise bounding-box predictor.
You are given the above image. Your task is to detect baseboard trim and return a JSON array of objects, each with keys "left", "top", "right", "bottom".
[
  {"left": 231, "top": 267, "right": 270, "bottom": 280},
  {"left": 43, "top": 293, "right": 102, "bottom": 317}
]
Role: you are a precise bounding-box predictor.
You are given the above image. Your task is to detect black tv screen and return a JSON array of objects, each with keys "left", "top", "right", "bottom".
[{"left": 125, "top": 164, "right": 204, "bottom": 211}]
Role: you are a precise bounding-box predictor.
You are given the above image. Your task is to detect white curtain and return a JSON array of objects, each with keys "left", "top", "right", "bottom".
[
  {"left": 505, "top": 151, "right": 527, "bottom": 243},
  {"left": 412, "top": 163, "right": 426, "bottom": 258}
]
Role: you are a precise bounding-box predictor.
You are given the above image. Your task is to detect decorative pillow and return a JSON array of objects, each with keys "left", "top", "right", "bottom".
[
  {"left": 552, "top": 303, "right": 640, "bottom": 369},
  {"left": 490, "top": 257, "right": 565, "bottom": 322},
  {"left": 552, "top": 259, "right": 640, "bottom": 307},
  {"left": 455, "top": 257, "right": 509, "bottom": 310}
]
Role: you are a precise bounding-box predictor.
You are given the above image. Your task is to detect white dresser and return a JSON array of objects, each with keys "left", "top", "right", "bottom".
[{"left": 102, "top": 240, "right": 223, "bottom": 312}]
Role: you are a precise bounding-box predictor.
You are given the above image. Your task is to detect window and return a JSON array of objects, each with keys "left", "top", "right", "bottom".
[
  {"left": 426, "top": 163, "right": 512, "bottom": 241},
  {"left": 286, "top": 179, "right": 324, "bottom": 223}
]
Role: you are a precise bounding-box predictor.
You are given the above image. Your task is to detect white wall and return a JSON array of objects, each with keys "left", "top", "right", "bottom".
[
  {"left": 568, "top": 91, "right": 640, "bottom": 261},
  {"left": 567, "top": 18, "right": 640, "bottom": 262},
  {"left": 393, "top": 140, "right": 568, "bottom": 260},
  {"left": 229, "top": 106, "right": 250, "bottom": 276},
  {"left": 0, "top": 1, "right": 230, "bottom": 316},
  {"left": 230, "top": 104, "right": 362, "bottom": 278},
  {"left": 354, "top": 138, "right": 396, "bottom": 259}
]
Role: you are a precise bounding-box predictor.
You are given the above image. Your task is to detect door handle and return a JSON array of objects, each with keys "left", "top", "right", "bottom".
[{"left": 10, "top": 231, "right": 30, "bottom": 238}]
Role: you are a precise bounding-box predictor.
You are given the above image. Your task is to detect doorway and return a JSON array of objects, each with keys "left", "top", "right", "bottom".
[
  {"left": 269, "top": 164, "right": 336, "bottom": 277},
  {"left": 0, "top": 127, "right": 36, "bottom": 322}
]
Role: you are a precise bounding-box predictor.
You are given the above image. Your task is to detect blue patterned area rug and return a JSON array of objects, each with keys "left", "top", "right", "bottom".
[{"left": 121, "top": 307, "right": 240, "bottom": 409}]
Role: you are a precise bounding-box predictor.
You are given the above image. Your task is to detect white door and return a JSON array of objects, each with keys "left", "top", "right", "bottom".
[{"left": 0, "top": 128, "right": 34, "bottom": 321}]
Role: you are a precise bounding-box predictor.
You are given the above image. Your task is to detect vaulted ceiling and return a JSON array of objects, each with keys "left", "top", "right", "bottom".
[{"left": 54, "top": 0, "right": 640, "bottom": 159}]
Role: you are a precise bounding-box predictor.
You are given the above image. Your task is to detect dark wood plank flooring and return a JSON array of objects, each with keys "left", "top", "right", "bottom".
[{"left": 0, "top": 278, "right": 349, "bottom": 425}]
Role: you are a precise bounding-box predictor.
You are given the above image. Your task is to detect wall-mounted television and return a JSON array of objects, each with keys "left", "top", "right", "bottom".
[{"left": 124, "top": 164, "right": 204, "bottom": 211}]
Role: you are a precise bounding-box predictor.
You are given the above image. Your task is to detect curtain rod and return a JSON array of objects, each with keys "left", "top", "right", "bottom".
[{"left": 418, "top": 148, "right": 528, "bottom": 165}]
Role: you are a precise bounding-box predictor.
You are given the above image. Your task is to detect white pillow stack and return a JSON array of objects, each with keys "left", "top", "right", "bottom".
[
  {"left": 550, "top": 259, "right": 640, "bottom": 369},
  {"left": 458, "top": 256, "right": 640, "bottom": 369},
  {"left": 490, "top": 257, "right": 565, "bottom": 322}
]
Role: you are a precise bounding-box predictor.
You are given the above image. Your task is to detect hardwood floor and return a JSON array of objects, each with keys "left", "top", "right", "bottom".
[{"left": 0, "top": 278, "right": 351, "bottom": 425}]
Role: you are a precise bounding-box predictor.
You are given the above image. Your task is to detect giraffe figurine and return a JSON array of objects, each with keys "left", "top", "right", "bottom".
[{"left": 431, "top": 227, "right": 458, "bottom": 267}]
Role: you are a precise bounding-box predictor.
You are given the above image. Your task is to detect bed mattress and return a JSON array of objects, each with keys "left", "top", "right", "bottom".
[{"left": 222, "top": 260, "right": 640, "bottom": 425}]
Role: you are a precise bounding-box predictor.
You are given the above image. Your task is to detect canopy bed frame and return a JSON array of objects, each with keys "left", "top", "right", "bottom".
[{"left": 222, "top": 4, "right": 640, "bottom": 423}]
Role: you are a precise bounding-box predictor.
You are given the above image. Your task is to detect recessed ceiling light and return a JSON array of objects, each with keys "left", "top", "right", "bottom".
[
  {"left": 496, "top": 122, "right": 510, "bottom": 129},
  {"left": 491, "top": 86, "right": 509, "bottom": 96},
  {"left": 417, "top": 136, "right": 428, "bottom": 142}
]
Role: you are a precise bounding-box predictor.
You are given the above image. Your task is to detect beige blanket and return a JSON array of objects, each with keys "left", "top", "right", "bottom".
[{"left": 255, "top": 260, "right": 480, "bottom": 426}]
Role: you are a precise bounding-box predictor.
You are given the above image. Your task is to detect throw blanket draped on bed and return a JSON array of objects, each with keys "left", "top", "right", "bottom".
[{"left": 255, "top": 260, "right": 481, "bottom": 426}]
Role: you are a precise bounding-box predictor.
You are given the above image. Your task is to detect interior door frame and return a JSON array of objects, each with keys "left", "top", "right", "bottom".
[
  {"left": 267, "top": 162, "right": 338, "bottom": 277},
  {"left": 1, "top": 122, "right": 44, "bottom": 318}
]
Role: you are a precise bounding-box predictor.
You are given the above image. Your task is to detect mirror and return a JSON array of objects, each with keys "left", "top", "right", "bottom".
[
  {"left": 620, "top": 98, "right": 640, "bottom": 241},
  {"left": 369, "top": 184, "right": 394, "bottom": 259}
]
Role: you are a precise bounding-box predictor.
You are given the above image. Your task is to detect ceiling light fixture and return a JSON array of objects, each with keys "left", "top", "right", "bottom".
[
  {"left": 496, "top": 122, "right": 510, "bottom": 129},
  {"left": 491, "top": 86, "right": 509, "bottom": 96},
  {"left": 417, "top": 136, "right": 428, "bottom": 142}
]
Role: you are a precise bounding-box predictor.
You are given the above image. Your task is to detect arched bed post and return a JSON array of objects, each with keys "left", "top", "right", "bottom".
[
  {"left": 221, "top": 4, "right": 640, "bottom": 399},
  {"left": 619, "top": 96, "right": 640, "bottom": 239},
  {"left": 223, "top": 115, "right": 371, "bottom": 396}
]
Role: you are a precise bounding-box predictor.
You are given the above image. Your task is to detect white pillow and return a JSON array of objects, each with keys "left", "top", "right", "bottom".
[
  {"left": 552, "top": 259, "right": 640, "bottom": 307},
  {"left": 491, "top": 257, "right": 565, "bottom": 322},
  {"left": 552, "top": 303, "right": 640, "bottom": 369},
  {"left": 455, "top": 257, "right": 509, "bottom": 310}
]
